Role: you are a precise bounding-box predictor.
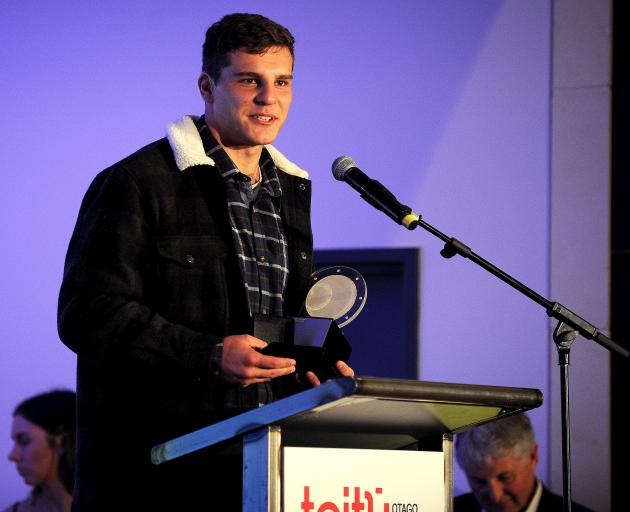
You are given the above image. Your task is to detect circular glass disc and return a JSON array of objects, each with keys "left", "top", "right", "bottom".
[{"left": 305, "top": 266, "right": 367, "bottom": 328}]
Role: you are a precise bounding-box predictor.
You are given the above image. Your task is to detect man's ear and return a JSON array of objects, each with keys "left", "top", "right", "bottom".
[{"left": 198, "top": 72, "right": 214, "bottom": 103}]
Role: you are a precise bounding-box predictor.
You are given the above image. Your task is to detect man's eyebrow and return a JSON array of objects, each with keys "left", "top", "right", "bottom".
[{"left": 233, "top": 71, "right": 293, "bottom": 80}]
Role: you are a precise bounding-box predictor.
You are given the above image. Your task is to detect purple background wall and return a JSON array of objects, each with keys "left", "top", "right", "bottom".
[{"left": 0, "top": 0, "right": 556, "bottom": 503}]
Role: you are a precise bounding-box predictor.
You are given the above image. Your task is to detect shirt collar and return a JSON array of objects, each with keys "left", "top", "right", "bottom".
[
  {"left": 195, "top": 115, "right": 282, "bottom": 199},
  {"left": 523, "top": 478, "right": 543, "bottom": 512}
]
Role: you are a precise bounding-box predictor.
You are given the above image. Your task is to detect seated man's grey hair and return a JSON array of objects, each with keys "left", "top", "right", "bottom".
[{"left": 455, "top": 413, "right": 536, "bottom": 472}]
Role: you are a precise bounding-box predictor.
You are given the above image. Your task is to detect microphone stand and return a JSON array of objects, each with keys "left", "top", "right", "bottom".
[{"left": 404, "top": 214, "right": 628, "bottom": 512}]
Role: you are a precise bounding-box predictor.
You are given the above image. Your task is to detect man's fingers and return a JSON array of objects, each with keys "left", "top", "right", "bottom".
[
  {"left": 221, "top": 335, "right": 296, "bottom": 383},
  {"left": 335, "top": 360, "right": 355, "bottom": 377},
  {"left": 304, "top": 371, "right": 321, "bottom": 387},
  {"left": 256, "top": 353, "right": 296, "bottom": 370},
  {"left": 302, "top": 362, "right": 353, "bottom": 388},
  {"left": 229, "top": 364, "right": 296, "bottom": 386},
  {"left": 246, "top": 336, "right": 269, "bottom": 350},
  {"left": 259, "top": 364, "right": 296, "bottom": 378}
]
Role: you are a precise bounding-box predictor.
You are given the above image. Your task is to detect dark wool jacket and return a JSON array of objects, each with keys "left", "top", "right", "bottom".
[{"left": 58, "top": 116, "right": 313, "bottom": 510}]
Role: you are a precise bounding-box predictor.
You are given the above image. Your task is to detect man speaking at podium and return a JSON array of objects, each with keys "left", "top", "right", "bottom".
[{"left": 58, "top": 12, "right": 353, "bottom": 510}]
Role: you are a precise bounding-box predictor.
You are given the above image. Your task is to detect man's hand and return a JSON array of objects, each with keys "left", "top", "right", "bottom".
[
  {"left": 221, "top": 334, "right": 296, "bottom": 386},
  {"left": 303, "top": 360, "right": 355, "bottom": 387}
]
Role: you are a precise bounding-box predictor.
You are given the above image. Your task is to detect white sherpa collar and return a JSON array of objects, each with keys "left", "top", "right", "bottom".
[{"left": 166, "top": 115, "right": 309, "bottom": 179}]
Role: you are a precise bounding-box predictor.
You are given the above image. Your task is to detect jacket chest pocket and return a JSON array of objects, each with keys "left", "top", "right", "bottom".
[{"left": 155, "top": 235, "right": 229, "bottom": 322}]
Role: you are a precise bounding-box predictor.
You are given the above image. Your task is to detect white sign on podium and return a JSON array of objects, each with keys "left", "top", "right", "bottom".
[{"left": 283, "top": 447, "right": 445, "bottom": 512}]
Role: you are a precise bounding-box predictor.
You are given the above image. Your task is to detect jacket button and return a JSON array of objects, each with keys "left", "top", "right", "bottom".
[
  {"left": 300, "top": 251, "right": 308, "bottom": 260},
  {"left": 185, "top": 254, "right": 195, "bottom": 264},
  {"left": 299, "top": 183, "right": 306, "bottom": 191}
]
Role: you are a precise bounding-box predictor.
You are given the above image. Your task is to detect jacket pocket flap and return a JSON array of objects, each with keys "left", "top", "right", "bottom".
[{"left": 156, "top": 236, "right": 227, "bottom": 267}]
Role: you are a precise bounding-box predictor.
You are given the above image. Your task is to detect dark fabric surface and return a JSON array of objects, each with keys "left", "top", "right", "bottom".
[{"left": 453, "top": 485, "right": 595, "bottom": 512}]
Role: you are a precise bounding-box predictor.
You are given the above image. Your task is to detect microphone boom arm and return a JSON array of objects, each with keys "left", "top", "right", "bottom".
[
  {"left": 412, "top": 209, "right": 627, "bottom": 512},
  {"left": 417, "top": 216, "right": 627, "bottom": 356}
]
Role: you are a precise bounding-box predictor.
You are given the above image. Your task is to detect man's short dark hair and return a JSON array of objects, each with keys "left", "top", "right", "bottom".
[{"left": 202, "top": 13, "right": 295, "bottom": 82}]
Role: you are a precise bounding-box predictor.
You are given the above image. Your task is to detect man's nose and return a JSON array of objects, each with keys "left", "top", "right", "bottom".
[
  {"left": 255, "top": 83, "right": 277, "bottom": 105},
  {"left": 488, "top": 480, "right": 505, "bottom": 502}
]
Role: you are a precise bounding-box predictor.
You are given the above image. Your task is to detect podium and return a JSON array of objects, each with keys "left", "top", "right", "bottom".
[{"left": 151, "top": 377, "right": 542, "bottom": 511}]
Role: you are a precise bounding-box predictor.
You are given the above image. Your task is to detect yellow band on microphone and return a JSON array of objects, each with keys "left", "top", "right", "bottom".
[{"left": 402, "top": 213, "right": 420, "bottom": 230}]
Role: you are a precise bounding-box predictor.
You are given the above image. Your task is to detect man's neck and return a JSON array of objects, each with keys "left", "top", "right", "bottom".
[
  {"left": 222, "top": 145, "right": 263, "bottom": 179},
  {"left": 206, "top": 125, "right": 263, "bottom": 179},
  {"left": 522, "top": 477, "right": 542, "bottom": 512}
]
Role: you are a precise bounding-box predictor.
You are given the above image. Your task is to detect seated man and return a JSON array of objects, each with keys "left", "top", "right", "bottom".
[{"left": 454, "top": 413, "right": 593, "bottom": 512}]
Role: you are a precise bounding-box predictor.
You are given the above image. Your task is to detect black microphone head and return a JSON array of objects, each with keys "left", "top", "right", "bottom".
[{"left": 332, "top": 156, "right": 357, "bottom": 181}]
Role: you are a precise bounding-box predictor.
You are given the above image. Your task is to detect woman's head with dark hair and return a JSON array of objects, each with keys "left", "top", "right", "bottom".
[
  {"left": 202, "top": 13, "right": 295, "bottom": 82},
  {"left": 9, "top": 389, "right": 76, "bottom": 495}
]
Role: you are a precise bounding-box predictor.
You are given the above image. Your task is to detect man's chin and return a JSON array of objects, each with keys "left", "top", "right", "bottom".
[
  {"left": 248, "top": 126, "right": 283, "bottom": 146},
  {"left": 235, "top": 135, "right": 278, "bottom": 148},
  {"left": 253, "top": 136, "right": 279, "bottom": 147}
]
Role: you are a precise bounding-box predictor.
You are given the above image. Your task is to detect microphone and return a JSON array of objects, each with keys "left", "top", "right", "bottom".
[{"left": 332, "top": 156, "right": 419, "bottom": 230}]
